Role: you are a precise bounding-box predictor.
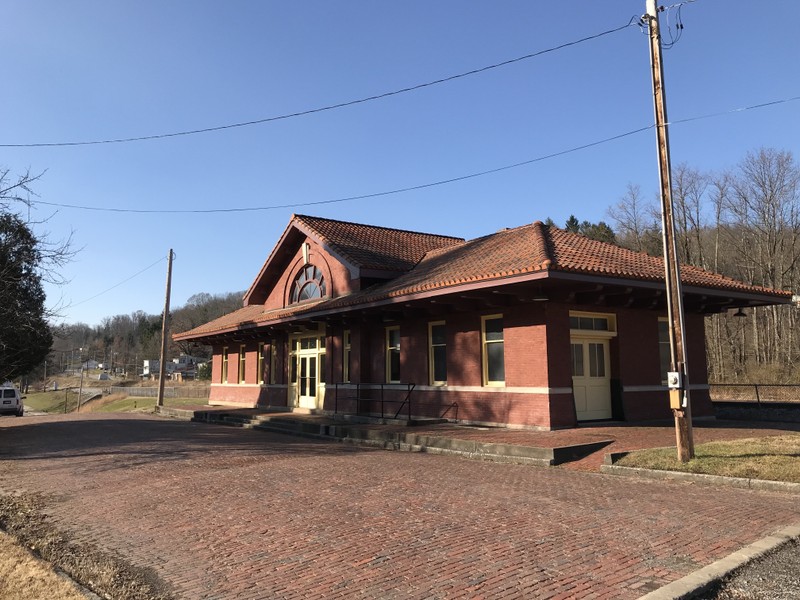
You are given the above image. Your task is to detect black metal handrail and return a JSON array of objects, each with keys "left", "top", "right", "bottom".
[
  {"left": 439, "top": 402, "right": 459, "bottom": 420},
  {"left": 333, "top": 382, "right": 459, "bottom": 421},
  {"left": 392, "top": 384, "right": 416, "bottom": 420},
  {"left": 334, "top": 383, "right": 415, "bottom": 419}
]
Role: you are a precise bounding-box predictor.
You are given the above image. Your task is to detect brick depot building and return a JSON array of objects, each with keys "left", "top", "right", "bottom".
[{"left": 174, "top": 214, "right": 791, "bottom": 429}]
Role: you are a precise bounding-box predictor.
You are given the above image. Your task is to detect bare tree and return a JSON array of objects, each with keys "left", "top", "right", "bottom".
[
  {"left": 607, "top": 183, "right": 661, "bottom": 254},
  {"left": 671, "top": 163, "right": 710, "bottom": 268},
  {"left": 718, "top": 148, "right": 800, "bottom": 377},
  {"left": 615, "top": 149, "right": 800, "bottom": 383}
]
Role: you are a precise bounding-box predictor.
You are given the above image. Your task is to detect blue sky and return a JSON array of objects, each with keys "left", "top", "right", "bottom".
[{"left": 2, "top": 1, "right": 798, "bottom": 326}]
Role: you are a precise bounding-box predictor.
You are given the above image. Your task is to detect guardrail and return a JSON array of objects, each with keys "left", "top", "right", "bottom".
[
  {"left": 109, "top": 386, "right": 210, "bottom": 399},
  {"left": 709, "top": 383, "right": 800, "bottom": 406}
]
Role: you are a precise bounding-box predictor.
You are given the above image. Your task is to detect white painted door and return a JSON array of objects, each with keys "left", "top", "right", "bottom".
[
  {"left": 571, "top": 338, "right": 612, "bottom": 420},
  {"left": 297, "top": 355, "right": 318, "bottom": 409}
]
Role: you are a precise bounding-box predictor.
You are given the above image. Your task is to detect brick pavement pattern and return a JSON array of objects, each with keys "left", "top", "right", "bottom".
[{"left": 1, "top": 414, "right": 798, "bottom": 599}]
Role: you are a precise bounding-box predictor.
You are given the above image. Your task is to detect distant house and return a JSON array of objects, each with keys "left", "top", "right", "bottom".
[
  {"left": 142, "top": 356, "right": 201, "bottom": 380},
  {"left": 142, "top": 359, "right": 173, "bottom": 379},
  {"left": 174, "top": 214, "right": 791, "bottom": 429}
]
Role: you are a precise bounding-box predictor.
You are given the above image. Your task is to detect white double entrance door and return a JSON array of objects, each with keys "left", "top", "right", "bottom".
[
  {"left": 289, "top": 334, "right": 325, "bottom": 410},
  {"left": 570, "top": 337, "right": 612, "bottom": 421}
]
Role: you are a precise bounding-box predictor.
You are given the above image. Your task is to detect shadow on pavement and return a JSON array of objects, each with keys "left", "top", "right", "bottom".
[{"left": 0, "top": 414, "right": 369, "bottom": 469}]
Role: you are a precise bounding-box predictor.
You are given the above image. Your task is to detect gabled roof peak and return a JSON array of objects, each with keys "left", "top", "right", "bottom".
[{"left": 291, "top": 214, "right": 464, "bottom": 273}]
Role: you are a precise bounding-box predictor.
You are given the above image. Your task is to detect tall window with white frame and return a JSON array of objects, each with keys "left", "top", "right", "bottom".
[
  {"left": 221, "top": 347, "right": 229, "bottom": 384},
  {"left": 343, "top": 330, "right": 351, "bottom": 383},
  {"left": 429, "top": 322, "right": 447, "bottom": 385},
  {"left": 482, "top": 315, "right": 505, "bottom": 386},
  {"left": 238, "top": 345, "right": 246, "bottom": 384},
  {"left": 386, "top": 327, "right": 400, "bottom": 383}
]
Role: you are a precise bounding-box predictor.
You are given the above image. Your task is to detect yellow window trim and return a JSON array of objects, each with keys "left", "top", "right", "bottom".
[
  {"left": 257, "top": 342, "right": 265, "bottom": 385},
  {"left": 428, "top": 321, "right": 447, "bottom": 386},
  {"left": 343, "top": 329, "right": 351, "bottom": 383},
  {"left": 385, "top": 326, "right": 400, "bottom": 384},
  {"left": 481, "top": 314, "right": 504, "bottom": 387},
  {"left": 239, "top": 344, "right": 247, "bottom": 384},
  {"left": 569, "top": 310, "right": 618, "bottom": 339}
]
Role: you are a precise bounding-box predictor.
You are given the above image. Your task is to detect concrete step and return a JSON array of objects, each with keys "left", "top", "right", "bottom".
[{"left": 184, "top": 409, "right": 608, "bottom": 469}]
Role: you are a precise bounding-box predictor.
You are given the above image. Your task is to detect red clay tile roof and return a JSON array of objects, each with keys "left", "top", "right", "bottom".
[
  {"left": 294, "top": 214, "right": 464, "bottom": 272},
  {"left": 175, "top": 219, "right": 791, "bottom": 341},
  {"left": 174, "top": 300, "right": 328, "bottom": 340},
  {"left": 314, "top": 221, "right": 789, "bottom": 306}
]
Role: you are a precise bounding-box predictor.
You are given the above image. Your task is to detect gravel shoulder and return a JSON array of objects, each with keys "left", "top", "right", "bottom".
[{"left": 697, "top": 538, "right": 800, "bottom": 600}]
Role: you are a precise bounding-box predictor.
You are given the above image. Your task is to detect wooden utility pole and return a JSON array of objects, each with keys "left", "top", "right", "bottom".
[
  {"left": 645, "top": 0, "right": 694, "bottom": 461},
  {"left": 157, "top": 249, "right": 174, "bottom": 408}
]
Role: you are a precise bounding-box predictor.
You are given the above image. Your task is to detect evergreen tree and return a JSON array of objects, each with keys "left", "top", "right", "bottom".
[{"left": 0, "top": 212, "right": 52, "bottom": 381}]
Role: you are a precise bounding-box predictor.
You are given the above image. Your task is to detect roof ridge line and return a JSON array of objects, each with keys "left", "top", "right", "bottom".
[
  {"left": 531, "top": 220, "right": 554, "bottom": 269},
  {"left": 293, "top": 214, "right": 465, "bottom": 241}
]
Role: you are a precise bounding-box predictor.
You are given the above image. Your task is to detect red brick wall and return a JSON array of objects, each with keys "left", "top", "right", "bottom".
[
  {"left": 403, "top": 320, "right": 428, "bottom": 384},
  {"left": 208, "top": 384, "right": 289, "bottom": 408},
  {"left": 504, "top": 304, "right": 549, "bottom": 388},
  {"left": 448, "top": 313, "right": 482, "bottom": 387},
  {"left": 322, "top": 386, "right": 554, "bottom": 429},
  {"left": 211, "top": 345, "right": 223, "bottom": 383},
  {"left": 209, "top": 296, "right": 714, "bottom": 427},
  {"left": 616, "top": 308, "right": 662, "bottom": 386}
]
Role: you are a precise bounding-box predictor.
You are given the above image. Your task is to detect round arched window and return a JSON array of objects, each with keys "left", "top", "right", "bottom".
[{"left": 290, "top": 265, "right": 326, "bottom": 303}]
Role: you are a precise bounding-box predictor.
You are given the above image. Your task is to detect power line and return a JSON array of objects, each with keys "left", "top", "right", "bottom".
[
  {"left": 668, "top": 95, "right": 800, "bottom": 126},
  {"left": 29, "top": 93, "right": 800, "bottom": 216},
  {"left": 68, "top": 255, "right": 168, "bottom": 307},
  {"left": 1, "top": 18, "right": 639, "bottom": 149},
  {"left": 34, "top": 127, "right": 654, "bottom": 214}
]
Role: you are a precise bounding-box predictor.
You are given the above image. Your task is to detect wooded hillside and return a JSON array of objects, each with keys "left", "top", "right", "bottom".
[{"left": 609, "top": 147, "right": 799, "bottom": 383}]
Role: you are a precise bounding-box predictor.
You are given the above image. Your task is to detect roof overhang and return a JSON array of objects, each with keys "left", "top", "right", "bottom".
[{"left": 175, "top": 269, "right": 791, "bottom": 345}]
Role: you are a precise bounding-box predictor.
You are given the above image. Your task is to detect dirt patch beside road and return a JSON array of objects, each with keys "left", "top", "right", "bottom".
[{"left": 0, "top": 492, "right": 173, "bottom": 600}]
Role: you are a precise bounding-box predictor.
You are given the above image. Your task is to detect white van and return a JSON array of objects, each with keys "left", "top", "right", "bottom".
[{"left": 0, "top": 383, "right": 24, "bottom": 417}]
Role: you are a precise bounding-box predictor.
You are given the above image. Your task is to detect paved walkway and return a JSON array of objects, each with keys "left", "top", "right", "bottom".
[{"left": 1, "top": 413, "right": 799, "bottom": 599}]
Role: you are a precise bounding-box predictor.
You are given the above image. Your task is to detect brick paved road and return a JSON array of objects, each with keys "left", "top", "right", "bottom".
[{"left": 1, "top": 414, "right": 798, "bottom": 599}]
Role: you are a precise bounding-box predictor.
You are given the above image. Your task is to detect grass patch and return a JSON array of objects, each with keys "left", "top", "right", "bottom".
[
  {"left": 94, "top": 396, "right": 205, "bottom": 413},
  {"left": 0, "top": 530, "right": 86, "bottom": 600},
  {"left": 25, "top": 387, "right": 208, "bottom": 414},
  {"left": 23, "top": 391, "right": 81, "bottom": 414},
  {"left": 616, "top": 434, "right": 800, "bottom": 483}
]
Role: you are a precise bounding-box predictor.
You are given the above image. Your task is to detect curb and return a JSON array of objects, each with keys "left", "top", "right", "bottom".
[
  {"left": 600, "top": 464, "right": 800, "bottom": 494},
  {"left": 637, "top": 524, "right": 800, "bottom": 600}
]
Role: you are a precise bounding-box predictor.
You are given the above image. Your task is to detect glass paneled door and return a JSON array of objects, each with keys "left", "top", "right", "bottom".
[
  {"left": 570, "top": 338, "right": 612, "bottom": 420},
  {"left": 289, "top": 333, "right": 326, "bottom": 410},
  {"left": 297, "top": 354, "right": 317, "bottom": 409}
]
